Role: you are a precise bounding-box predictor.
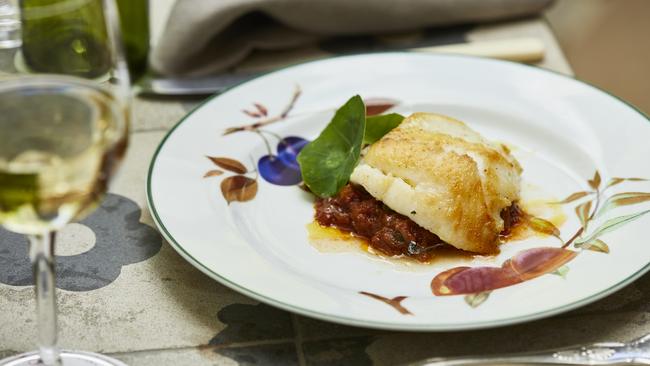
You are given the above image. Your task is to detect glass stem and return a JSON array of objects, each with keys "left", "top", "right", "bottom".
[{"left": 28, "top": 232, "right": 61, "bottom": 366}]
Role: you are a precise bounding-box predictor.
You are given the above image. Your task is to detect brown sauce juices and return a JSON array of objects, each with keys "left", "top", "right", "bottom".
[{"left": 313, "top": 184, "right": 526, "bottom": 263}]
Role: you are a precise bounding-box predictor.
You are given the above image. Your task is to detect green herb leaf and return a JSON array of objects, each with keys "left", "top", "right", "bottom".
[
  {"left": 297, "top": 95, "right": 366, "bottom": 197},
  {"left": 363, "top": 113, "right": 404, "bottom": 145}
]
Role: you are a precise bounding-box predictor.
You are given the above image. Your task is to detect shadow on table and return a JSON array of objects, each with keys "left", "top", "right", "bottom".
[{"left": 159, "top": 267, "right": 650, "bottom": 366}]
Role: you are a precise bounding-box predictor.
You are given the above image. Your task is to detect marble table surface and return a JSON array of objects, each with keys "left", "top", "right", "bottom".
[{"left": 4, "top": 18, "right": 647, "bottom": 366}]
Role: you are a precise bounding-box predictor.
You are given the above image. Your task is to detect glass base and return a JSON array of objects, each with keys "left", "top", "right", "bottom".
[{"left": 0, "top": 350, "right": 127, "bottom": 366}]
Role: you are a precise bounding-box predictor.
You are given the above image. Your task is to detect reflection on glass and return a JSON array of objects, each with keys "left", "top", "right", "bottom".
[{"left": 0, "top": 1, "right": 130, "bottom": 365}]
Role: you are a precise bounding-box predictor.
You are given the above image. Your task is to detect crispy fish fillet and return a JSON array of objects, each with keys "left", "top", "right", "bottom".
[{"left": 350, "top": 113, "right": 521, "bottom": 253}]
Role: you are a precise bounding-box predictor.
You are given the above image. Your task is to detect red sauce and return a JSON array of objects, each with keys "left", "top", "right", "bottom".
[
  {"left": 315, "top": 184, "right": 449, "bottom": 262},
  {"left": 314, "top": 184, "right": 520, "bottom": 263},
  {"left": 499, "top": 201, "right": 523, "bottom": 239}
]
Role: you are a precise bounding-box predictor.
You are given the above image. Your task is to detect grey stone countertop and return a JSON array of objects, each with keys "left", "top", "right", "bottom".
[{"left": 4, "top": 19, "right": 645, "bottom": 366}]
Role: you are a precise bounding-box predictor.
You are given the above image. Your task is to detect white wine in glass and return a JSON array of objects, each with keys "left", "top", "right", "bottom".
[
  {"left": 0, "top": 1, "right": 130, "bottom": 365},
  {"left": 0, "top": 77, "right": 127, "bottom": 234}
]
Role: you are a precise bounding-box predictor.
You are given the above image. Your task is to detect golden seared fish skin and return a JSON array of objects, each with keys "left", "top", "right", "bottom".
[{"left": 350, "top": 112, "right": 522, "bottom": 254}]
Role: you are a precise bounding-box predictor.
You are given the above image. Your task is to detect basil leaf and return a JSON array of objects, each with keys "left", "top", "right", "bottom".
[
  {"left": 297, "top": 95, "right": 366, "bottom": 197},
  {"left": 363, "top": 113, "right": 404, "bottom": 145}
]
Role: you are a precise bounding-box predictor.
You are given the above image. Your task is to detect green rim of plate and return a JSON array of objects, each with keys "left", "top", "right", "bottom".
[{"left": 146, "top": 52, "right": 650, "bottom": 331}]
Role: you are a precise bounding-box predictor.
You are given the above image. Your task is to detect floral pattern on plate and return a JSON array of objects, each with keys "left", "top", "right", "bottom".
[
  {"left": 203, "top": 85, "right": 650, "bottom": 313},
  {"left": 149, "top": 54, "right": 650, "bottom": 329},
  {"left": 203, "top": 86, "right": 400, "bottom": 202},
  {"left": 430, "top": 171, "right": 650, "bottom": 309}
]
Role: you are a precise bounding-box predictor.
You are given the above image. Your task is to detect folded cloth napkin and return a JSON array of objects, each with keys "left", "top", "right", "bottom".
[{"left": 151, "top": 0, "right": 553, "bottom": 76}]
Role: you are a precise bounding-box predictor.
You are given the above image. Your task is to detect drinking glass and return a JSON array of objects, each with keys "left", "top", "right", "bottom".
[
  {"left": 0, "top": 0, "right": 130, "bottom": 365},
  {"left": 0, "top": 0, "right": 20, "bottom": 48}
]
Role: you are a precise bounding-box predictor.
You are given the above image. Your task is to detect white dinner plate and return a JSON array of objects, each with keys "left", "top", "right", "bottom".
[{"left": 147, "top": 53, "right": 650, "bottom": 330}]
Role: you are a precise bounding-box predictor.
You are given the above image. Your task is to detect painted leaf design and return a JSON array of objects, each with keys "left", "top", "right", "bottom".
[
  {"left": 254, "top": 103, "right": 268, "bottom": 116},
  {"left": 551, "top": 265, "right": 569, "bottom": 278},
  {"left": 464, "top": 291, "right": 490, "bottom": 308},
  {"left": 223, "top": 127, "right": 239, "bottom": 135},
  {"left": 588, "top": 171, "right": 601, "bottom": 190},
  {"left": 203, "top": 170, "right": 224, "bottom": 178},
  {"left": 220, "top": 175, "right": 258, "bottom": 204},
  {"left": 576, "top": 239, "right": 609, "bottom": 253},
  {"left": 526, "top": 216, "right": 562, "bottom": 242},
  {"left": 242, "top": 109, "right": 263, "bottom": 118},
  {"left": 554, "top": 191, "right": 592, "bottom": 204},
  {"left": 607, "top": 178, "right": 625, "bottom": 188},
  {"left": 575, "top": 200, "right": 592, "bottom": 230},
  {"left": 606, "top": 177, "right": 648, "bottom": 188},
  {"left": 576, "top": 210, "right": 650, "bottom": 245},
  {"left": 597, "top": 192, "right": 650, "bottom": 218},
  {"left": 431, "top": 247, "right": 577, "bottom": 295},
  {"left": 359, "top": 291, "right": 412, "bottom": 315},
  {"left": 207, "top": 156, "right": 248, "bottom": 174}
]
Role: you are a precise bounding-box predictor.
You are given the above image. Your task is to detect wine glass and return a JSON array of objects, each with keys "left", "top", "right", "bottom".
[{"left": 0, "top": 0, "right": 130, "bottom": 365}]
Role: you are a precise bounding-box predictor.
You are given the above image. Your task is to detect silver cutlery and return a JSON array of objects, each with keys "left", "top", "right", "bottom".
[
  {"left": 410, "top": 334, "right": 650, "bottom": 365},
  {"left": 136, "top": 73, "right": 256, "bottom": 96}
]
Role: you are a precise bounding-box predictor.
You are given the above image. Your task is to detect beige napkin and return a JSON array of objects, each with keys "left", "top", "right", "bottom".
[{"left": 151, "top": 0, "right": 553, "bottom": 76}]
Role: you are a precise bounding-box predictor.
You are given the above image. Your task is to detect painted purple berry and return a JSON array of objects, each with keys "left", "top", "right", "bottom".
[
  {"left": 258, "top": 155, "right": 302, "bottom": 186},
  {"left": 277, "top": 136, "right": 309, "bottom": 170}
]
